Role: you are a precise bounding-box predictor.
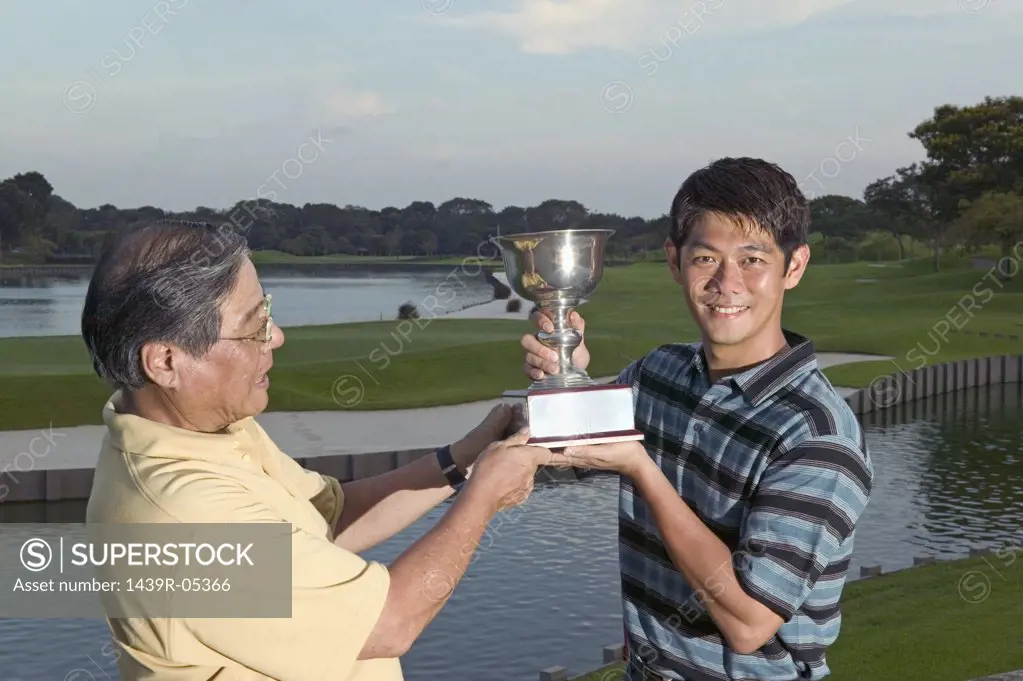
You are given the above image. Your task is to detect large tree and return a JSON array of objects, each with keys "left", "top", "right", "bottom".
[{"left": 908, "top": 96, "right": 1023, "bottom": 266}]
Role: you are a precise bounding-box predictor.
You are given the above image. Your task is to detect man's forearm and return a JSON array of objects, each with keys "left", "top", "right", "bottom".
[
  {"left": 335, "top": 440, "right": 476, "bottom": 553},
  {"left": 631, "top": 456, "right": 782, "bottom": 653},
  {"left": 359, "top": 478, "right": 498, "bottom": 659}
]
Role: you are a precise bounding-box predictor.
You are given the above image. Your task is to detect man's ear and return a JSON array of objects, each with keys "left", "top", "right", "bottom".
[
  {"left": 783, "top": 244, "right": 810, "bottom": 290},
  {"left": 139, "top": 341, "right": 180, "bottom": 388},
  {"left": 664, "top": 238, "right": 684, "bottom": 284}
]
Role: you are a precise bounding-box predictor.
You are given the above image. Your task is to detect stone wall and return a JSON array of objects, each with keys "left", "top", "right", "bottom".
[
  {"left": 844, "top": 354, "right": 1023, "bottom": 414},
  {"left": 1, "top": 447, "right": 589, "bottom": 504}
]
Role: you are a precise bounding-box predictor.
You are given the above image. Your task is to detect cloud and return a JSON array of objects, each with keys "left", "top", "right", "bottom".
[
  {"left": 439, "top": 0, "right": 1018, "bottom": 54},
  {"left": 441, "top": 0, "right": 857, "bottom": 54},
  {"left": 827, "top": 0, "right": 1017, "bottom": 18},
  {"left": 442, "top": 0, "right": 648, "bottom": 54},
  {"left": 323, "top": 89, "right": 395, "bottom": 118}
]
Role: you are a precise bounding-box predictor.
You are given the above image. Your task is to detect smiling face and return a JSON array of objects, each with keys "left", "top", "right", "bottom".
[{"left": 666, "top": 211, "right": 809, "bottom": 367}]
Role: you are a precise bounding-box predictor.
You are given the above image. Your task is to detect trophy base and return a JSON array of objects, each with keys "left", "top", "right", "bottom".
[{"left": 502, "top": 384, "right": 645, "bottom": 451}]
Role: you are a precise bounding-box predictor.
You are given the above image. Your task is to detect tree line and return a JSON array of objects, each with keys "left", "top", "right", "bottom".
[{"left": 2, "top": 95, "right": 1020, "bottom": 270}]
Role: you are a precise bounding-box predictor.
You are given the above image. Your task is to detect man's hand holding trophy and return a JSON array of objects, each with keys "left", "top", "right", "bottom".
[{"left": 490, "top": 229, "right": 645, "bottom": 452}]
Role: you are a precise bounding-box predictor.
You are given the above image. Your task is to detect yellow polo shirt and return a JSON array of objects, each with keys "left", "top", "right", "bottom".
[{"left": 86, "top": 393, "right": 402, "bottom": 681}]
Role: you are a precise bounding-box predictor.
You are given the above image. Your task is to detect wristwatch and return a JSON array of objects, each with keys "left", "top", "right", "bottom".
[{"left": 436, "top": 444, "right": 467, "bottom": 491}]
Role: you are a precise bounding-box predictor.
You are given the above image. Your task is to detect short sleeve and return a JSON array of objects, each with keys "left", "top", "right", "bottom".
[
  {"left": 247, "top": 419, "right": 345, "bottom": 530},
  {"left": 308, "top": 474, "right": 344, "bottom": 531},
  {"left": 271, "top": 454, "right": 345, "bottom": 530},
  {"left": 736, "top": 436, "right": 872, "bottom": 621},
  {"left": 616, "top": 358, "right": 642, "bottom": 387},
  {"left": 174, "top": 483, "right": 389, "bottom": 681}
]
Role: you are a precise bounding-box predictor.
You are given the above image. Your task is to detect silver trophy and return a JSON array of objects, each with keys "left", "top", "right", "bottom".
[{"left": 491, "top": 229, "right": 644, "bottom": 449}]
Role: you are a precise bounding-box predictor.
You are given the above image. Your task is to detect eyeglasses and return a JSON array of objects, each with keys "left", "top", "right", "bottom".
[{"left": 221, "top": 294, "right": 273, "bottom": 349}]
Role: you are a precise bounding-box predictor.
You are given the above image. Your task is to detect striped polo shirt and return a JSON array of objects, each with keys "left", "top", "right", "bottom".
[{"left": 616, "top": 330, "right": 873, "bottom": 681}]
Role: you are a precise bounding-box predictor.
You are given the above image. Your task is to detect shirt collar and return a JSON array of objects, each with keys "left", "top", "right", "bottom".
[
  {"left": 102, "top": 391, "right": 257, "bottom": 463},
  {"left": 685, "top": 329, "right": 818, "bottom": 405}
]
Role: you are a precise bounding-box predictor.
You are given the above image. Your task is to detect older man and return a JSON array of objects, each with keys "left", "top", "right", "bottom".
[{"left": 83, "top": 219, "right": 549, "bottom": 681}]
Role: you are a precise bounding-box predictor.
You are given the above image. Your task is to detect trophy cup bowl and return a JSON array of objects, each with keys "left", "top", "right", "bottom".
[
  {"left": 492, "top": 229, "right": 613, "bottom": 390},
  {"left": 490, "top": 229, "right": 645, "bottom": 450}
]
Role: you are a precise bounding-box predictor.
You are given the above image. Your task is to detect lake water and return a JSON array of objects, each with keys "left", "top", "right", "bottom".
[
  {"left": 0, "top": 267, "right": 496, "bottom": 338},
  {"left": 0, "top": 383, "right": 1020, "bottom": 680}
]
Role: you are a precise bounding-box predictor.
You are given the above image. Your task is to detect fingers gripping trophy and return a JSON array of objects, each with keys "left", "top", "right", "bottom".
[{"left": 490, "top": 229, "right": 644, "bottom": 449}]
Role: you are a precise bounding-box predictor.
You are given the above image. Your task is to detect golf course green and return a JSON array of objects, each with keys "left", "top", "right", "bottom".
[{"left": 0, "top": 249, "right": 1019, "bottom": 432}]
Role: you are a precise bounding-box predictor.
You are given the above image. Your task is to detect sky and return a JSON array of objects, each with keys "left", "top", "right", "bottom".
[{"left": 2, "top": 0, "right": 1021, "bottom": 219}]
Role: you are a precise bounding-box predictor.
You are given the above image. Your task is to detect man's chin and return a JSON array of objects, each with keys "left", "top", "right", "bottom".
[
  {"left": 703, "top": 333, "right": 748, "bottom": 348},
  {"left": 241, "top": 388, "right": 270, "bottom": 416},
  {"left": 698, "top": 315, "right": 751, "bottom": 341}
]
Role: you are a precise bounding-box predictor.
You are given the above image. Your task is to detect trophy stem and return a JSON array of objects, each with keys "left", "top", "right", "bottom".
[{"left": 532, "top": 300, "right": 593, "bottom": 390}]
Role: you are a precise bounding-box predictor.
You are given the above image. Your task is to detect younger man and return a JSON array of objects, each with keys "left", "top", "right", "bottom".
[{"left": 522, "top": 157, "right": 873, "bottom": 680}]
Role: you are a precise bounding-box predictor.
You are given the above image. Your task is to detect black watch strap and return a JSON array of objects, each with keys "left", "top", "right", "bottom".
[{"left": 436, "top": 444, "right": 467, "bottom": 489}]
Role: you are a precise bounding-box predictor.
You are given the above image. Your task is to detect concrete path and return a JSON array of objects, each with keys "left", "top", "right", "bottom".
[
  {"left": 0, "top": 352, "right": 887, "bottom": 473},
  {"left": 817, "top": 352, "right": 893, "bottom": 397}
]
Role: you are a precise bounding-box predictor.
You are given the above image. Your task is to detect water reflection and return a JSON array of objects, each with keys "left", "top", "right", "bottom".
[
  {"left": 0, "top": 268, "right": 494, "bottom": 338},
  {"left": 857, "top": 382, "right": 1023, "bottom": 562},
  {"left": 0, "top": 383, "right": 1020, "bottom": 680},
  {"left": 0, "top": 278, "right": 70, "bottom": 337}
]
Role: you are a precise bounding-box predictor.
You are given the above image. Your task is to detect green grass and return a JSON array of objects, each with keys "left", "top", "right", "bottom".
[
  {"left": 571, "top": 552, "right": 1023, "bottom": 681},
  {"left": 1, "top": 252, "right": 1020, "bottom": 431}
]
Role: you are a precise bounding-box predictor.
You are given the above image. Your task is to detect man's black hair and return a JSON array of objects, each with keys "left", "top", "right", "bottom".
[{"left": 668, "top": 157, "right": 811, "bottom": 268}]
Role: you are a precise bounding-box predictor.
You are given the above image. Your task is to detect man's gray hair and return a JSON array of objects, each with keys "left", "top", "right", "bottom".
[{"left": 81, "top": 220, "right": 251, "bottom": 391}]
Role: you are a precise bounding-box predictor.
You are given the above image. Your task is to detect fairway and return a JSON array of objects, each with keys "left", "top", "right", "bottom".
[{"left": 0, "top": 253, "right": 1020, "bottom": 431}]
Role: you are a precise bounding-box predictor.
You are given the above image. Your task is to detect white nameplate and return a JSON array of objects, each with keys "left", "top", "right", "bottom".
[{"left": 502, "top": 385, "right": 644, "bottom": 449}]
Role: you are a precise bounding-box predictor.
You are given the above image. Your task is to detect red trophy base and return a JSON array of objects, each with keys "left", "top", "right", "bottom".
[{"left": 502, "top": 383, "right": 645, "bottom": 450}]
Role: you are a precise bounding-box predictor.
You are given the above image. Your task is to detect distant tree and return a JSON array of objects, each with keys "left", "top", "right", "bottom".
[
  {"left": 526, "top": 199, "right": 588, "bottom": 229},
  {"left": 4, "top": 99, "right": 1021, "bottom": 266},
  {"left": 416, "top": 230, "right": 438, "bottom": 256},
  {"left": 809, "top": 195, "right": 873, "bottom": 260},
  {"left": 951, "top": 191, "right": 1023, "bottom": 280},
  {"left": 397, "top": 302, "right": 419, "bottom": 320},
  {"left": 437, "top": 198, "right": 493, "bottom": 216},
  {"left": 864, "top": 164, "right": 944, "bottom": 270},
  {"left": 0, "top": 171, "right": 54, "bottom": 255},
  {"left": 864, "top": 167, "right": 934, "bottom": 262}
]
